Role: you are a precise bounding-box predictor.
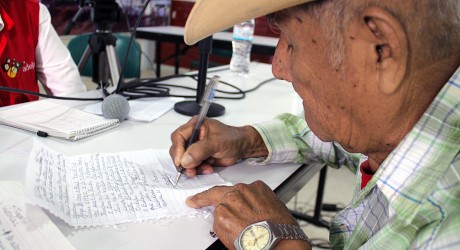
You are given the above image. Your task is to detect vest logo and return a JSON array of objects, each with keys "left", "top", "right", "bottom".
[
  {"left": 2, "top": 58, "right": 23, "bottom": 79},
  {"left": 22, "top": 62, "right": 35, "bottom": 73}
]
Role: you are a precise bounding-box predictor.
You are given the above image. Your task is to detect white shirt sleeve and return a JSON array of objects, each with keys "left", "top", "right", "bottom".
[{"left": 35, "top": 3, "right": 87, "bottom": 96}]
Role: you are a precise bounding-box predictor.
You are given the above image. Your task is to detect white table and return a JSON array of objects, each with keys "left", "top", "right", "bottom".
[{"left": 0, "top": 63, "right": 323, "bottom": 249}]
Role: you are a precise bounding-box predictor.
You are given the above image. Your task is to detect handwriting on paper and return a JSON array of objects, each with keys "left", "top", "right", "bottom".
[{"left": 26, "top": 140, "right": 231, "bottom": 227}]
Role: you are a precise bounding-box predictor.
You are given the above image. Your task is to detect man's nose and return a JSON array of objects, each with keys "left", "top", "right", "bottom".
[{"left": 272, "top": 37, "right": 292, "bottom": 82}]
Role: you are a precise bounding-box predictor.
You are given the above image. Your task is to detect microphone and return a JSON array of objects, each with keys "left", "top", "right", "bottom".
[{"left": 101, "top": 94, "right": 130, "bottom": 121}]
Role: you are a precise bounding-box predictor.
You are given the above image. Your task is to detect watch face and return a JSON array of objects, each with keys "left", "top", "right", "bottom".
[{"left": 240, "top": 224, "right": 271, "bottom": 250}]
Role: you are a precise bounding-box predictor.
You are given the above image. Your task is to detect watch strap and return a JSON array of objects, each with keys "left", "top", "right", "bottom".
[{"left": 272, "top": 223, "right": 310, "bottom": 243}]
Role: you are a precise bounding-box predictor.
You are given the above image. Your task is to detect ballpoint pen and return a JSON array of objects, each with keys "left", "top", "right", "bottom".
[{"left": 174, "top": 75, "right": 221, "bottom": 186}]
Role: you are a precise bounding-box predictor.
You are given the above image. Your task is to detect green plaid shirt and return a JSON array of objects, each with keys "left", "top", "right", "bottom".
[{"left": 253, "top": 67, "right": 460, "bottom": 249}]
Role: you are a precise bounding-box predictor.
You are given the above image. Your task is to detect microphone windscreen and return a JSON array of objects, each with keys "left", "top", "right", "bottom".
[{"left": 101, "top": 94, "right": 130, "bottom": 121}]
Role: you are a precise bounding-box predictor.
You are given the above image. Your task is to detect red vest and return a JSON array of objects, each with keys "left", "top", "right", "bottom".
[{"left": 0, "top": 0, "right": 39, "bottom": 107}]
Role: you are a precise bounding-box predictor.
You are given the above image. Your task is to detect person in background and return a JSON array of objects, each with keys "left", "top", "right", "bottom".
[
  {"left": 170, "top": 0, "right": 460, "bottom": 249},
  {"left": 0, "top": 0, "right": 86, "bottom": 107}
]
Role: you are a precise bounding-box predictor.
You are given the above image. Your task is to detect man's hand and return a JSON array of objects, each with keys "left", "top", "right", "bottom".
[
  {"left": 169, "top": 117, "right": 268, "bottom": 177},
  {"left": 186, "top": 181, "right": 309, "bottom": 250}
]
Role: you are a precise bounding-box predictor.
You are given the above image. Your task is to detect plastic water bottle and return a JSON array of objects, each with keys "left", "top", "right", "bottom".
[{"left": 230, "top": 19, "right": 255, "bottom": 75}]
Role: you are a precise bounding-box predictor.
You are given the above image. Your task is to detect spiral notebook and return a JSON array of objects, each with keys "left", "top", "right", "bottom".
[{"left": 0, "top": 100, "right": 119, "bottom": 141}]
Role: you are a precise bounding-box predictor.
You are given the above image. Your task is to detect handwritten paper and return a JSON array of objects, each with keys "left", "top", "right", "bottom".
[
  {"left": 25, "top": 140, "right": 231, "bottom": 227},
  {"left": 0, "top": 181, "right": 75, "bottom": 249}
]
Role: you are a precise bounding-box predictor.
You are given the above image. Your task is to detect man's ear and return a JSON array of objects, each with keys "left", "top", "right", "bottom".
[{"left": 361, "top": 7, "right": 408, "bottom": 94}]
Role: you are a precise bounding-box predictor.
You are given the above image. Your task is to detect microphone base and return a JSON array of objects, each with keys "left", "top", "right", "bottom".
[{"left": 174, "top": 101, "right": 225, "bottom": 117}]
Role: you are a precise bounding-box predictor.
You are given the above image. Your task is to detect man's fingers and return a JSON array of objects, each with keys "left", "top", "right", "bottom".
[
  {"left": 196, "top": 164, "right": 214, "bottom": 175},
  {"left": 170, "top": 117, "right": 199, "bottom": 166},
  {"left": 170, "top": 132, "right": 188, "bottom": 167},
  {"left": 180, "top": 140, "right": 215, "bottom": 169},
  {"left": 186, "top": 185, "right": 233, "bottom": 208}
]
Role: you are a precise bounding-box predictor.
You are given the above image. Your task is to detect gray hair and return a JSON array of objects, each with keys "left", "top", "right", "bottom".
[{"left": 268, "top": 0, "right": 460, "bottom": 69}]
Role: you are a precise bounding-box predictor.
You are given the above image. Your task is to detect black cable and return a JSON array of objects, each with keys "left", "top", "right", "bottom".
[
  {"left": 309, "top": 238, "right": 332, "bottom": 249},
  {"left": 118, "top": 72, "right": 256, "bottom": 101},
  {"left": 241, "top": 77, "right": 277, "bottom": 93},
  {"left": 120, "top": 2, "right": 160, "bottom": 77},
  {"left": 207, "top": 65, "right": 230, "bottom": 73},
  {"left": 114, "top": 0, "right": 151, "bottom": 94},
  {"left": 0, "top": 87, "right": 103, "bottom": 101},
  {"left": 0, "top": 68, "right": 278, "bottom": 107}
]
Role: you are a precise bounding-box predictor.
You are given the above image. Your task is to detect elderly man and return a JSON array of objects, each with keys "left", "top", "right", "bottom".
[{"left": 170, "top": 0, "right": 460, "bottom": 249}]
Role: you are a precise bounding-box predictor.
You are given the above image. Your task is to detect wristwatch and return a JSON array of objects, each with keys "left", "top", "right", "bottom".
[{"left": 234, "top": 220, "right": 310, "bottom": 250}]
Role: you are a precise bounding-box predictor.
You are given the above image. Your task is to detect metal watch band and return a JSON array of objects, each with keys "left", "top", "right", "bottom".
[{"left": 273, "top": 223, "right": 311, "bottom": 243}]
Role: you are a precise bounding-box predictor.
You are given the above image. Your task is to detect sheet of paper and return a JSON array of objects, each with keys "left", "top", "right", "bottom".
[
  {"left": 84, "top": 97, "right": 184, "bottom": 122},
  {"left": 26, "top": 139, "right": 231, "bottom": 227},
  {"left": 0, "top": 181, "right": 75, "bottom": 249}
]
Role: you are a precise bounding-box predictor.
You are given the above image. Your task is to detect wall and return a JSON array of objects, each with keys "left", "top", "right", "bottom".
[
  {"left": 171, "top": 0, "right": 278, "bottom": 37},
  {"left": 42, "top": 0, "right": 171, "bottom": 35},
  {"left": 165, "top": 0, "right": 278, "bottom": 69}
]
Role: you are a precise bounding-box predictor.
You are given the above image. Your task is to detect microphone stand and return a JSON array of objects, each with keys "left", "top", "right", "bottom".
[
  {"left": 174, "top": 36, "right": 225, "bottom": 117},
  {"left": 63, "top": 7, "right": 86, "bottom": 35}
]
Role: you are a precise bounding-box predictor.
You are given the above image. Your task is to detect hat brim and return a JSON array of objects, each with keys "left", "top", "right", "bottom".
[{"left": 184, "top": 0, "right": 316, "bottom": 45}]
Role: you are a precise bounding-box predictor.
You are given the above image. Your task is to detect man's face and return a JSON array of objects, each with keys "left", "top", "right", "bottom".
[{"left": 271, "top": 11, "right": 369, "bottom": 150}]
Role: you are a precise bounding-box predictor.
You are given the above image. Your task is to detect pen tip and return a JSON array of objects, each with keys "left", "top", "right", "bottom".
[{"left": 174, "top": 172, "right": 181, "bottom": 186}]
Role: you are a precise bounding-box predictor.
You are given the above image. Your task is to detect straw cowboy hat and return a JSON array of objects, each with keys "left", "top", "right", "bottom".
[{"left": 184, "top": 0, "right": 316, "bottom": 45}]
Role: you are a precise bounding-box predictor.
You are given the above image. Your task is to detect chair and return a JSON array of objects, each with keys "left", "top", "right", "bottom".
[{"left": 67, "top": 33, "right": 141, "bottom": 79}]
